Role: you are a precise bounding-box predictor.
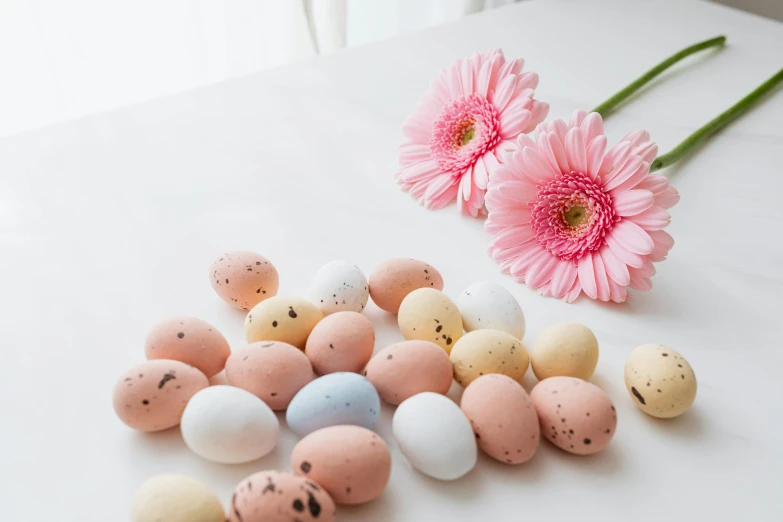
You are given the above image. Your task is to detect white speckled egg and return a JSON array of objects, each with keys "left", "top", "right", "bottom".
[
  {"left": 624, "top": 344, "right": 697, "bottom": 418},
  {"left": 131, "top": 474, "right": 224, "bottom": 522},
  {"left": 531, "top": 322, "right": 599, "bottom": 381},
  {"left": 310, "top": 260, "right": 369, "bottom": 315},
  {"left": 457, "top": 282, "right": 525, "bottom": 339},
  {"left": 392, "top": 392, "right": 477, "bottom": 480},
  {"left": 180, "top": 385, "right": 279, "bottom": 464},
  {"left": 398, "top": 288, "right": 463, "bottom": 353},
  {"left": 286, "top": 372, "right": 381, "bottom": 436}
]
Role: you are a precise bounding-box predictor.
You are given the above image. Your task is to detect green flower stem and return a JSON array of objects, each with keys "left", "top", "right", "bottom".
[
  {"left": 650, "top": 68, "right": 783, "bottom": 172},
  {"left": 591, "top": 36, "right": 726, "bottom": 117}
]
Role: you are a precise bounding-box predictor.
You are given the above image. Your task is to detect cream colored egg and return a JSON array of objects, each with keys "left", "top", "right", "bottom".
[
  {"left": 530, "top": 322, "right": 599, "bottom": 380},
  {"left": 450, "top": 329, "right": 529, "bottom": 387},
  {"left": 624, "top": 343, "right": 697, "bottom": 418},
  {"left": 245, "top": 296, "right": 323, "bottom": 349},
  {"left": 131, "top": 474, "right": 224, "bottom": 522},
  {"left": 397, "top": 288, "right": 462, "bottom": 353}
]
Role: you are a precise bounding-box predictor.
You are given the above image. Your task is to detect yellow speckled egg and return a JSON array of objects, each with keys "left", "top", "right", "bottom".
[
  {"left": 624, "top": 344, "right": 697, "bottom": 418},
  {"left": 369, "top": 258, "right": 444, "bottom": 313},
  {"left": 531, "top": 322, "right": 599, "bottom": 381},
  {"left": 131, "top": 474, "right": 224, "bottom": 522},
  {"left": 245, "top": 296, "right": 323, "bottom": 349},
  {"left": 450, "top": 329, "right": 529, "bottom": 387},
  {"left": 209, "top": 251, "right": 279, "bottom": 310},
  {"left": 397, "top": 288, "right": 462, "bottom": 353},
  {"left": 145, "top": 316, "right": 230, "bottom": 377},
  {"left": 228, "top": 471, "right": 336, "bottom": 522},
  {"left": 112, "top": 360, "right": 208, "bottom": 432}
]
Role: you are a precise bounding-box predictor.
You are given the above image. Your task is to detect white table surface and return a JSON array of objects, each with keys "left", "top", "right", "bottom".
[{"left": 2, "top": 0, "right": 782, "bottom": 520}]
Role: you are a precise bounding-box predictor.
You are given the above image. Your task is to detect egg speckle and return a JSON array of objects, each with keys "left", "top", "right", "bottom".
[
  {"left": 364, "top": 340, "right": 453, "bottom": 405},
  {"left": 531, "top": 322, "right": 599, "bottom": 381},
  {"left": 397, "top": 288, "right": 462, "bottom": 353},
  {"left": 131, "top": 474, "right": 224, "bottom": 522},
  {"left": 450, "top": 329, "right": 529, "bottom": 387},
  {"left": 530, "top": 376, "right": 616, "bottom": 455},
  {"left": 228, "top": 471, "right": 336, "bottom": 522},
  {"left": 112, "top": 360, "right": 208, "bottom": 432},
  {"left": 225, "top": 341, "right": 314, "bottom": 410},
  {"left": 624, "top": 343, "right": 697, "bottom": 418},
  {"left": 310, "top": 260, "right": 369, "bottom": 315},
  {"left": 369, "top": 258, "right": 444, "bottom": 313},
  {"left": 144, "top": 317, "right": 230, "bottom": 377},
  {"left": 209, "top": 251, "right": 279, "bottom": 310},
  {"left": 305, "top": 311, "right": 375, "bottom": 375},
  {"left": 245, "top": 296, "right": 323, "bottom": 349},
  {"left": 457, "top": 281, "right": 525, "bottom": 339}
]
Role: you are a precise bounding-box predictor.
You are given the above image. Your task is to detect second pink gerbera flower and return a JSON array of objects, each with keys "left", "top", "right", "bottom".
[
  {"left": 485, "top": 110, "right": 679, "bottom": 303},
  {"left": 397, "top": 49, "right": 549, "bottom": 217}
]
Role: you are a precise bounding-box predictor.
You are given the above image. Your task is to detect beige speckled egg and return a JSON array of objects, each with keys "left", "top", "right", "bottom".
[
  {"left": 245, "top": 296, "right": 323, "bottom": 349},
  {"left": 369, "top": 258, "right": 444, "bottom": 313},
  {"left": 364, "top": 340, "right": 453, "bottom": 405},
  {"left": 228, "top": 471, "right": 336, "bottom": 522},
  {"left": 397, "top": 288, "right": 462, "bottom": 353},
  {"left": 450, "top": 329, "right": 529, "bottom": 387},
  {"left": 531, "top": 377, "right": 617, "bottom": 455},
  {"left": 531, "top": 322, "right": 599, "bottom": 381},
  {"left": 144, "top": 317, "right": 230, "bottom": 377},
  {"left": 209, "top": 251, "right": 279, "bottom": 310},
  {"left": 460, "top": 374, "right": 540, "bottom": 465},
  {"left": 225, "top": 341, "right": 314, "bottom": 410},
  {"left": 112, "top": 360, "right": 208, "bottom": 432},
  {"left": 305, "top": 312, "right": 375, "bottom": 375},
  {"left": 131, "top": 474, "right": 224, "bottom": 522},
  {"left": 291, "top": 425, "right": 391, "bottom": 505},
  {"left": 624, "top": 344, "right": 697, "bottom": 418}
]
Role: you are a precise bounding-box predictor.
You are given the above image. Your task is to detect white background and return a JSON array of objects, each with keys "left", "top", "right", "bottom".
[{"left": 1, "top": 0, "right": 782, "bottom": 520}]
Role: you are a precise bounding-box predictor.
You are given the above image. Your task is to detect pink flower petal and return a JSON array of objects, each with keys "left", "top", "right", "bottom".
[
  {"left": 473, "top": 156, "right": 489, "bottom": 190},
  {"left": 526, "top": 251, "right": 560, "bottom": 290},
  {"left": 475, "top": 59, "right": 492, "bottom": 97},
  {"left": 603, "top": 155, "right": 643, "bottom": 191},
  {"left": 551, "top": 259, "right": 578, "bottom": 298},
  {"left": 569, "top": 110, "right": 588, "bottom": 128},
  {"left": 521, "top": 146, "right": 558, "bottom": 182},
  {"left": 620, "top": 129, "right": 651, "bottom": 148},
  {"left": 539, "top": 132, "right": 569, "bottom": 174},
  {"left": 459, "top": 164, "right": 473, "bottom": 201},
  {"left": 598, "top": 245, "right": 630, "bottom": 286},
  {"left": 586, "top": 135, "right": 607, "bottom": 179},
  {"left": 565, "top": 279, "right": 582, "bottom": 302},
  {"left": 629, "top": 267, "right": 653, "bottom": 291},
  {"left": 491, "top": 224, "right": 536, "bottom": 250},
  {"left": 490, "top": 165, "right": 520, "bottom": 186},
  {"left": 580, "top": 112, "right": 604, "bottom": 145},
  {"left": 607, "top": 277, "right": 628, "bottom": 303},
  {"left": 592, "top": 252, "right": 611, "bottom": 301},
  {"left": 401, "top": 115, "right": 433, "bottom": 143},
  {"left": 629, "top": 206, "right": 670, "bottom": 231},
  {"left": 611, "top": 219, "right": 654, "bottom": 255},
  {"left": 399, "top": 141, "right": 431, "bottom": 166},
  {"left": 396, "top": 159, "right": 440, "bottom": 183},
  {"left": 492, "top": 74, "right": 518, "bottom": 112},
  {"left": 516, "top": 71, "right": 539, "bottom": 91},
  {"left": 499, "top": 109, "right": 532, "bottom": 139},
  {"left": 636, "top": 174, "right": 669, "bottom": 194},
  {"left": 446, "top": 59, "right": 464, "bottom": 98},
  {"left": 634, "top": 141, "right": 658, "bottom": 164},
  {"left": 509, "top": 245, "right": 547, "bottom": 278},
  {"left": 460, "top": 57, "right": 474, "bottom": 96},
  {"left": 510, "top": 150, "right": 543, "bottom": 184},
  {"left": 605, "top": 233, "right": 645, "bottom": 268},
  {"left": 648, "top": 229, "right": 675, "bottom": 262},
  {"left": 598, "top": 141, "right": 631, "bottom": 179},
  {"left": 530, "top": 101, "right": 550, "bottom": 129},
  {"left": 565, "top": 127, "right": 587, "bottom": 174},
  {"left": 485, "top": 207, "right": 533, "bottom": 233},
  {"left": 608, "top": 161, "right": 651, "bottom": 194},
  {"left": 613, "top": 189, "right": 654, "bottom": 216},
  {"left": 577, "top": 253, "right": 598, "bottom": 299},
  {"left": 494, "top": 139, "right": 518, "bottom": 157},
  {"left": 426, "top": 180, "right": 460, "bottom": 210},
  {"left": 494, "top": 180, "right": 539, "bottom": 204},
  {"left": 655, "top": 185, "right": 680, "bottom": 209}
]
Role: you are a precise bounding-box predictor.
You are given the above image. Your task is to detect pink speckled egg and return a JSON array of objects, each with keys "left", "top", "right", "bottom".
[
  {"left": 291, "top": 426, "right": 391, "bottom": 505},
  {"left": 112, "top": 360, "right": 208, "bottom": 432},
  {"left": 460, "top": 374, "right": 540, "bottom": 464},
  {"left": 144, "top": 317, "right": 230, "bottom": 377},
  {"left": 364, "top": 340, "right": 453, "bottom": 405},
  {"left": 225, "top": 342, "right": 314, "bottom": 410},
  {"left": 368, "top": 258, "right": 444, "bottom": 313},
  {"left": 305, "top": 312, "right": 375, "bottom": 375},
  {"left": 209, "top": 251, "right": 279, "bottom": 310},
  {"left": 228, "top": 471, "right": 336, "bottom": 522},
  {"left": 530, "top": 376, "right": 617, "bottom": 455}
]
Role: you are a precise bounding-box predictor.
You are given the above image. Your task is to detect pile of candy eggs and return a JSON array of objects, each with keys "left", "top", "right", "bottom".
[{"left": 113, "top": 252, "right": 698, "bottom": 522}]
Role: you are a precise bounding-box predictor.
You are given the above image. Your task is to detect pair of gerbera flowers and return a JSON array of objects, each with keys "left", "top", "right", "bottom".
[{"left": 397, "top": 49, "right": 677, "bottom": 303}]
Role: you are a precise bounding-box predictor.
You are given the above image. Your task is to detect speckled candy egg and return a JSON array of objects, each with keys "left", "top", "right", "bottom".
[
  {"left": 131, "top": 474, "right": 224, "bottom": 522},
  {"left": 460, "top": 374, "right": 540, "bottom": 465},
  {"left": 457, "top": 281, "right": 525, "bottom": 339},
  {"left": 144, "top": 317, "right": 230, "bottom": 377},
  {"left": 531, "top": 322, "right": 599, "bottom": 381},
  {"left": 228, "top": 471, "right": 336, "bottom": 522},
  {"left": 112, "top": 360, "right": 208, "bottom": 432},
  {"left": 305, "top": 311, "right": 375, "bottom": 375},
  {"left": 392, "top": 392, "right": 477, "bottom": 480},
  {"left": 245, "top": 296, "right": 323, "bottom": 349},
  {"left": 397, "top": 288, "right": 462, "bottom": 353},
  {"left": 286, "top": 372, "right": 380, "bottom": 436},
  {"left": 450, "top": 329, "right": 529, "bottom": 387},
  {"left": 624, "top": 344, "right": 697, "bottom": 418},
  {"left": 364, "top": 340, "right": 453, "bottom": 405},
  {"left": 291, "top": 426, "right": 391, "bottom": 505},
  {"left": 369, "top": 258, "right": 444, "bottom": 313},
  {"left": 531, "top": 377, "right": 617, "bottom": 455},
  {"left": 181, "top": 385, "right": 279, "bottom": 464},
  {"left": 225, "top": 341, "right": 314, "bottom": 410},
  {"left": 310, "top": 260, "right": 369, "bottom": 315},
  {"left": 209, "top": 251, "right": 279, "bottom": 310}
]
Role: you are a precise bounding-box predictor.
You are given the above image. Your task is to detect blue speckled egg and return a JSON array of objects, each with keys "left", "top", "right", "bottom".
[{"left": 286, "top": 372, "right": 381, "bottom": 436}]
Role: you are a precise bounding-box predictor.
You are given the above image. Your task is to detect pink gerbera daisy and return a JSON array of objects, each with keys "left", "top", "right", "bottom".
[
  {"left": 485, "top": 110, "right": 679, "bottom": 303},
  {"left": 397, "top": 49, "right": 549, "bottom": 217}
]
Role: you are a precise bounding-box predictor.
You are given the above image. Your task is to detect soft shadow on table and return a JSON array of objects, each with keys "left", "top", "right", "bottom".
[
  {"left": 338, "top": 488, "right": 401, "bottom": 522},
  {"left": 633, "top": 406, "right": 708, "bottom": 439},
  {"left": 536, "top": 438, "right": 624, "bottom": 476}
]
